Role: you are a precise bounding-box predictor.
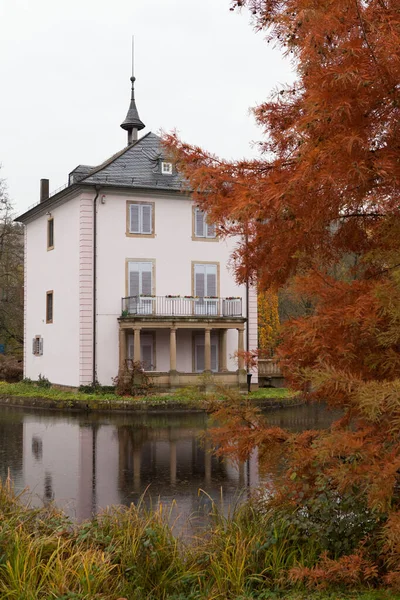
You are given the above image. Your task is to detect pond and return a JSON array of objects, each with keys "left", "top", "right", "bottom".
[{"left": 0, "top": 404, "right": 338, "bottom": 524}]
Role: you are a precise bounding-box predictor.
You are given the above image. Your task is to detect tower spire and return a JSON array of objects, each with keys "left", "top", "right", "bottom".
[{"left": 120, "top": 38, "right": 145, "bottom": 144}]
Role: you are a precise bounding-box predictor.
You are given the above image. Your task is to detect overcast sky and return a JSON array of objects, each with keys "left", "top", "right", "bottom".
[{"left": 0, "top": 0, "right": 294, "bottom": 215}]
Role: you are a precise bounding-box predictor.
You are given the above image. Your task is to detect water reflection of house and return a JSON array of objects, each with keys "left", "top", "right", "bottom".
[
  {"left": 116, "top": 422, "right": 259, "bottom": 516},
  {"left": 77, "top": 414, "right": 260, "bottom": 520},
  {"left": 11, "top": 411, "right": 259, "bottom": 522}
]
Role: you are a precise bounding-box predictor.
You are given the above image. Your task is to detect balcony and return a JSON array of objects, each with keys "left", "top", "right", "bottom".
[{"left": 121, "top": 295, "right": 243, "bottom": 318}]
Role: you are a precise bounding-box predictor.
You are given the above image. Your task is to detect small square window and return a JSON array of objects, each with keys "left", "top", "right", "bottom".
[
  {"left": 161, "top": 161, "right": 173, "bottom": 175},
  {"left": 47, "top": 218, "right": 54, "bottom": 250},
  {"left": 32, "top": 336, "right": 43, "bottom": 356},
  {"left": 46, "top": 291, "right": 53, "bottom": 324}
]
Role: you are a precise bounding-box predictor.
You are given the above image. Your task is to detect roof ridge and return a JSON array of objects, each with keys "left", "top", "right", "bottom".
[{"left": 81, "top": 131, "right": 154, "bottom": 182}]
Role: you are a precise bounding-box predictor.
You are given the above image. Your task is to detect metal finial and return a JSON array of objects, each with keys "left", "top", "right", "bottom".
[
  {"left": 131, "top": 36, "right": 135, "bottom": 81},
  {"left": 121, "top": 35, "right": 145, "bottom": 141}
]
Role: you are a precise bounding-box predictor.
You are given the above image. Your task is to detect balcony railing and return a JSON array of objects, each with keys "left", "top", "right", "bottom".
[{"left": 121, "top": 296, "right": 243, "bottom": 318}]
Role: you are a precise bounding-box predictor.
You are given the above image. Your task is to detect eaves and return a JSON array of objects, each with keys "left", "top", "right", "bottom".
[
  {"left": 15, "top": 181, "right": 193, "bottom": 225},
  {"left": 15, "top": 183, "right": 94, "bottom": 225}
]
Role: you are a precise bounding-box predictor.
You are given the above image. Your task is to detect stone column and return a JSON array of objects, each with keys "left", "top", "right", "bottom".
[
  {"left": 220, "top": 329, "right": 228, "bottom": 372},
  {"left": 204, "top": 327, "right": 211, "bottom": 372},
  {"left": 119, "top": 328, "right": 126, "bottom": 372},
  {"left": 237, "top": 328, "right": 245, "bottom": 369},
  {"left": 169, "top": 327, "right": 177, "bottom": 372},
  {"left": 133, "top": 327, "right": 141, "bottom": 364}
]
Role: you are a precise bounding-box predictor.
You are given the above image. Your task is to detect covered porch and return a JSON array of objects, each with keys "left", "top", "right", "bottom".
[{"left": 118, "top": 316, "right": 247, "bottom": 389}]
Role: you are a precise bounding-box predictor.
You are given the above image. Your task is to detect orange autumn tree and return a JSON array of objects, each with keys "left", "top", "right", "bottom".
[
  {"left": 258, "top": 289, "right": 280, "bottom": 355},
  {"left": 164, "top": 0, "right": 400, "bottom": 587}
]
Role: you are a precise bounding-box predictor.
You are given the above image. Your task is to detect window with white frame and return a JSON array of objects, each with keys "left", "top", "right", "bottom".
[
  {"left": 194, "top": 263, "right": 217, "bottom": 297},
  {"left": 161, "top": 161, "right": 173, "bottom": 175},
  {"left": 128, "top": 202, "right": 153, "bottom": 235},
  {"left": 194, "top": 208, "right": 216, "bottom": 239},
  {"left": 193, "top": 263, "right": 218, "bottom": 315},
  {"left": 128, "top": 261, "right": 153, "bottom": 296},
  {"left": 128, "top": 261, "right": 154, "bottom": 314}
]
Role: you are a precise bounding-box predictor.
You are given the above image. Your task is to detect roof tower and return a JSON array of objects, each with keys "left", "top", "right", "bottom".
[{"left": 120, "top": 75, "right": 145, "bottom": 144}]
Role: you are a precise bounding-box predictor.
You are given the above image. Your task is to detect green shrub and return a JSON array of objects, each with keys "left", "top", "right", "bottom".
[
  {"left": 264, "top": 489, "right": 384, "bottom": 560},
  {"left": 37, "top": 374, "right": 51, "bottom": 389},
  {"left": 78, "top": 380, "right": 116, "bottom": 395}
]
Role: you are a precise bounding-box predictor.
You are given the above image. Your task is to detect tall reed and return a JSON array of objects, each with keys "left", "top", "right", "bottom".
[{"left": 0, "top": 478, "right": 384, "bottom": 599}]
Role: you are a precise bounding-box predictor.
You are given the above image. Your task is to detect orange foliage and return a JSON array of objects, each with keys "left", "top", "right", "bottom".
[
  {"left": 258, "top": 289, "right": 280, "bottom": 353},
  {"left": 289, "top": 551, "right": 379, "bottom": 589},
  {"left": 164, "top": 0, "right": 400, "bottom": 587}
]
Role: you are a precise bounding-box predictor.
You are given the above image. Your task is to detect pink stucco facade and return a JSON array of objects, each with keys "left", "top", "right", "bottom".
[{"left": 23, "top": 186, "right": 257, "bottom": 387}]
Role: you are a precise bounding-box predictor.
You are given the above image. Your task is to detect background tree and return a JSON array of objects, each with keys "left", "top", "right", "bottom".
[
  {"left": 0, "top": 174, "right": 23, "bottom": 354},
  {"left": 257, "top": 289, "right": 280, "bottom": 355},
  {"left": 165, "top": 0, "right": 400, "bottom": 586}
]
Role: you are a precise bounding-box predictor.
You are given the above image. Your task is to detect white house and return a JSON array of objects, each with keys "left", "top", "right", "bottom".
[{"left": 16, "top": 75, "right": 258, "bottom": 389}]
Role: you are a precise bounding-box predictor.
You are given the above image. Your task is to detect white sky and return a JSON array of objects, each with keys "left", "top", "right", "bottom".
[{"left": 0, "top": 0, "right": 294, "bottom": 214}]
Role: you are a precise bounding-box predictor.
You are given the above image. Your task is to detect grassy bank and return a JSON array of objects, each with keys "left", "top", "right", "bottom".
[
  {"left": 0, "top": 479, "right": 395, "bottom": 600},
  {"left": 0, "top": 380, "right": 299, "bottom": 411}
]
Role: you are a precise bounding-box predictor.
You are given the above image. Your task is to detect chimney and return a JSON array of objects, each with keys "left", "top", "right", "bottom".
[{"left": 40, "top": 179, "right": 49, "bottom": 203}]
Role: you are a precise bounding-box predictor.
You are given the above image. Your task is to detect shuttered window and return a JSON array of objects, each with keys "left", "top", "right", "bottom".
[
  {"left": 194, "top": 208, "right": 216, "bottom": 238},
  {"left": 127, "top": 261, "right": 154, "bottom": 315},
  {"left": 194, "top": 264, "right": 217, "bottom": 297},
  {"left": 32, "top": 336, "right": 43, "bottom": 356},
  {"left": 129, "top": 203, "right": 153, "bottom": 234},
  {"left": 141, "top": 334, "right": 154, "bottom": 371},
  {"left": 194, "top": 263, "right": 218, "bottom": 315},
  {"left": 128, "top": 262, "right": 153, "bottom": 296},
  {"left": 195, "top": 334, "right": 218, "bottom": 372},
  {"left": 127, "top": 333, "right": 155, "bottom": 371},
  {"left": 195, "top": 343, "right": 205, "bottom": 372}
]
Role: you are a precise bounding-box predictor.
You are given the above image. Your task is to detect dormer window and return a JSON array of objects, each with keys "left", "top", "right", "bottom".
[{"left": 161, "top": 161, "right": 173, "bottom": 175}]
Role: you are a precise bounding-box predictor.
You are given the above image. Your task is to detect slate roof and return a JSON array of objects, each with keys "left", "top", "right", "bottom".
[
  {"left": 79, "top": 132, "right": 185, "bottom": 191},
  {"left": 16, "top": 132, "right": 188, "bottom": 224},
  {"left": 68, "top": 164, "right": 96, "bottom": 183}
]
